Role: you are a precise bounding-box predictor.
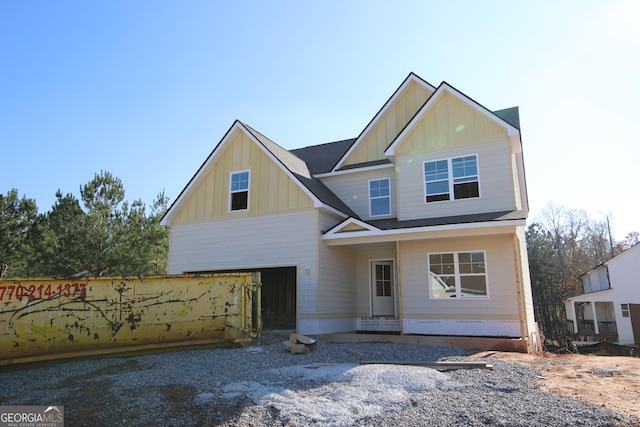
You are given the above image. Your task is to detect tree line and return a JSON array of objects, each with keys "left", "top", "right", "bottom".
[
  {"left": 0, "top": 170, "right": 169, "bottom": 278},
  {"left": 526, "top": 205, "right": 638, "bottom": 341}
]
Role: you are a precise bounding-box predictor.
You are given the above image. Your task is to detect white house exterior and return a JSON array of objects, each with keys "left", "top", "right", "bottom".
[
  {"left": 564, "top": 243, "right": 640, "bottom": 345},
  {"left": 160, "top": 73, "right": 537, "bottom": 350}
]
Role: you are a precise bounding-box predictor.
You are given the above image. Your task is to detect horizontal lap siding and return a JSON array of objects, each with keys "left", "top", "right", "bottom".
[
  {"left": 321, "top": 169, "right": 397, "bottom": 220},
  {"left": 317, "top": 212, "right": 357, "bottom": 314},
  {"left": 396, "top": 140, "right": 515, "bottom": 220},
  {"left": 167, "top": 210, "right": 319, "bottom": 313},
  {"left": 400, "top": 235, "right": 519, "bottom": 318}
]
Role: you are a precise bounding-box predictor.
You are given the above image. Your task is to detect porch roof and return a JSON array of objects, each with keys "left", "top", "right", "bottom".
[
  {"left": 323, "top": 209, "right": 527, "bottom": 244},
  {"left": 564, "top": 288, "right": 615, "bottom": 303},
  {"left": 367, "top": 210, "right": 527, "bottom": 230}
]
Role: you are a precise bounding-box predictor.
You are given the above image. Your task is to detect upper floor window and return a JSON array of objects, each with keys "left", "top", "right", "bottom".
[
  {"left": 229, "top": 170, "right": 249, "bottom": 211},
  {"left": 428, "top": 251, "right": 487, "bottom": 298},
  {"left": 424, "top": 155, "right": 479, "bottom": 203},
  {"left": 369, "top": 178, "right": 391, "bottom": 217}
]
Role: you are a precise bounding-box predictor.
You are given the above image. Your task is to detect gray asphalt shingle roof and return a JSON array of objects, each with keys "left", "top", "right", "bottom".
[{"left": 366, "top": 210, "right": 528, "bottom": 230}]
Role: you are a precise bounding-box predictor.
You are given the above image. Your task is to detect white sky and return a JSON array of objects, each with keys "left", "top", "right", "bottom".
[{"left": 1, "top": 1, "right": 638, "bottom": 239}]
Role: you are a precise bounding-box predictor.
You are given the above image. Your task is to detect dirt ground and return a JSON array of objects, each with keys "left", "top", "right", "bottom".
[{"left": 472, "top": 350, "right": 640, "bottom": 423}]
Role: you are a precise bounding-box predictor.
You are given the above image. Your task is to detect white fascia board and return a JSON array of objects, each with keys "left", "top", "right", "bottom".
[
  {"left": 319, "top": 204, "right": 349, "bottom": 218},
  {"left": 563, "top": 288, "right": 615, "bottom": 303},
  {"left": 385, "top": 83, "right": 521, "bottom": 157},
  {"left": 333, "top": 73, "right": 436, "bottom": 172},
  {"left": 314, "top": 162, "right": 395, "bottom": 178},
  {"left": 160, "top": 121, "right": 245, "bottom": 226},
  {"left": 239, "top": 123, "right": 325, "bottom": 209},
  {"left": 323, "top": 219, "right": 526, "bottom": 241},
  {"left": 442, "top": 83, "right": 520, "bottom": 137},
  {"left": 160, "top": 121, "right": 330, "bottom": 226}
]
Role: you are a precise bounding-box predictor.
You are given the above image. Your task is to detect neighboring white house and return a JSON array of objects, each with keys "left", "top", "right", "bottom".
[
  {"left": 160, "top": 73, "right": 537, "bottom": 350},
  {"left": 564, "top": 243, "right": 640, "bottom": 345}
]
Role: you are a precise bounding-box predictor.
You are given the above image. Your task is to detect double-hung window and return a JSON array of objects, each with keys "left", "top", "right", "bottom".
[
  {"left": 229, "top": 170, "right": 249, "bottom": 211},
  {"left": 428, "top": 251, "right": 487, "bottom": 298},
  {"left": 424, "top": 155, "right": 479, "bottom": 202},
  {"left": 369, "top": 178, "right": 391, "bottom": 217}
]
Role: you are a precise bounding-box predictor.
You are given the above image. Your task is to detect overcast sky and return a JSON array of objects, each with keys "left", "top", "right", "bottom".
[{"left": 1, "top": 1, "right": 638, "bottom": 239}]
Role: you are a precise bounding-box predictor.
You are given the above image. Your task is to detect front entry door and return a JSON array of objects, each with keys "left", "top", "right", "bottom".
[{"left": 372, "top": 261, "right": 395, "bottom": 316}]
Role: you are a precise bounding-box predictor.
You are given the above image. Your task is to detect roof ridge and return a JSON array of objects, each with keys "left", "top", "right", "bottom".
[{"left": 241, "top": 122, "right": 311, "bottom": 178}]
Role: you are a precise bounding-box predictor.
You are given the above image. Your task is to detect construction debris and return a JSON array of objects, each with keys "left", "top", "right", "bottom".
[{"left": 283, "top": 333, "right": 317, "bottom": 354}]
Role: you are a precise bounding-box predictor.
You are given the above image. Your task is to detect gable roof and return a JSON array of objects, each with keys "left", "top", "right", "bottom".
[
  {"left": 579, "top": 242, "right": 640, "bottom": 279},
  {"left": 331, "top": 72, "right": 436, "bottom": 171},
  {"left": 162, "top": 72, "right": 523, "bottom": 229},
  {"left": 385, "top": 81, "right": 520, "bottom": 157},
  {"left": 160, "top": 121, "right": 357, "bottom": 226}
]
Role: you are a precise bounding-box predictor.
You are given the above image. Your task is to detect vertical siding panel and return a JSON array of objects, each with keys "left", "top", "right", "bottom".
[
  {"left": 204, "top": 172, "right": 213, "bottom": 218},
  {"left": 171, "top": 129, "right": 315, "bottom": 224},
  {"left": 268, "top": 163, "right": 279, "bottom": 211}
]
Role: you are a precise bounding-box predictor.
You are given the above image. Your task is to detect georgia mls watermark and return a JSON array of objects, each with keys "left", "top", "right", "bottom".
[{"left": 0, "top": 406, "right": 64, "bottom": 427}]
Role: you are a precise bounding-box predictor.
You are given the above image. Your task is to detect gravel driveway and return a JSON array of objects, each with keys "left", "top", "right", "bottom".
[{"left": 0, "top": 340, "right": 635, "bottom": 426}]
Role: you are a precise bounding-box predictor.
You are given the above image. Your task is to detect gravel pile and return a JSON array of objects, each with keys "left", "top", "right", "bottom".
[{"left": 0, "top": 341, "right": 635, "bottom": 426}]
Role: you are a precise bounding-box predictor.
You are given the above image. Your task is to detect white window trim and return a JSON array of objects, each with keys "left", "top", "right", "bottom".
[
  {"left": 228, "top": 169, "right": 250, "bottom": 212},
  {"left": 423, "top": 154, "right": 480, "bottom": 204},
  {"left": 427, "top": 250, "right": 489, "bottom": 299},
  {"left": 368, "top": 177, "right": 391, "bottom": 217}
]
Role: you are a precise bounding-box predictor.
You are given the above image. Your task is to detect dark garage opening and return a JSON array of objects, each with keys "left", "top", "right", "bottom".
[
  {"left": 187, "top": 266, "right": 297, "bottom": 331},
  {"left": 261, "top": 267, "right": 297, "bottom": 330}
]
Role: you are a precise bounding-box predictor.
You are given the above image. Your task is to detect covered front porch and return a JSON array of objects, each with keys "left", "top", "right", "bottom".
[
  {"left": 565, "top": 295, "right": 618, "bottom": 343},
  {"left": 321, "top": 216, "right": 534, "bottom": 343}
]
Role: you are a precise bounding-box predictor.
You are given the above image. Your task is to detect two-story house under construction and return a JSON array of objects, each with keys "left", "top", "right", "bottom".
[{"left": 160, "top": 73, "right": 537, "bottom": 351}]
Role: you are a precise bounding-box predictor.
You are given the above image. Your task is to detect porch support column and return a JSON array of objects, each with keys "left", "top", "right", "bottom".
[
  {"left": 570, "top": 302, "right": 578, "bottom": 333},
  {"left": 396, "top": 240, "right": 404, "bottom": 335},
  {"left": 512, "top": 234, "right": 527, "bottom": 341},
  {"left": 591, "top": 301, "right": 600, "bottom": 334}
]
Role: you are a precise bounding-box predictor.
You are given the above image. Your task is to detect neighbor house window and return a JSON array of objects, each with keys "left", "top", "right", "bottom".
[
  {"left": 428, "top": 251, "right": 487, "bottom": 298},
  {"left": 369, "top": 178, "right": 391, "bottom": 217},
  {"left": 229, "top": 170, "right": 249, "bottom": 211},
  {"left": 622, "top": 304, "right": 630, "bottom": 318},
  {"left": 424, "top": 155, "right": 479, "bottom": 203}
]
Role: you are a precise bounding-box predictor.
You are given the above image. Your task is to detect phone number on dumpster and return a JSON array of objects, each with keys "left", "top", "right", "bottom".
[{"left": 0, "top": 283, "right": 86, "bottom": 301}]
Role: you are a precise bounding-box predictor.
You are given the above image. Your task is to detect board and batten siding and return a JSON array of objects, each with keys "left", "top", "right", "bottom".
[
  {"left": 171, "top": 131, "right": 314, "bottom": 225},
  {"left": 394, "top": 91, "right": 508, "bottom": 155},
  {"left": 399, "top": 235, "right": 520, "bottom": 319},
  {"left": 320, "top": 167, "right": 397, "bottom": 220},
  {"left": 343, "top": 80, "right": 434, "bottom": 167},
  {"left": 167, "top": 210, "right": 319, "bottom": 314},
  {"left": 396, "top": 140, "right": 516, "bottom": 221}
]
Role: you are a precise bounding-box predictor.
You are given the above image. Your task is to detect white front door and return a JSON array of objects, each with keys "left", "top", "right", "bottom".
[{"left": 371, "top": 261, "right": 395, "bottom": 316}]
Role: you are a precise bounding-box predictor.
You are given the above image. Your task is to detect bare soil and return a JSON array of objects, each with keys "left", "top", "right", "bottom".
[{"left": 472, "top": 351, "right": 640, "bottom": 423}]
